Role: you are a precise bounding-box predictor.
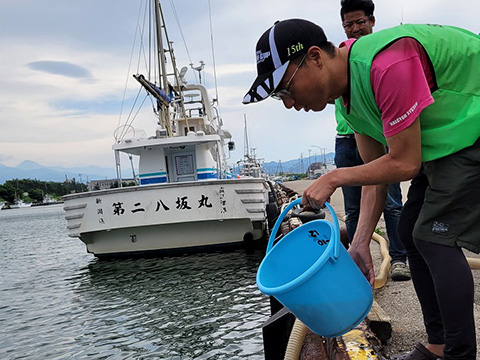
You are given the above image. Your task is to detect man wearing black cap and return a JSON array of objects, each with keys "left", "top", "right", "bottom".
[
  {"left": 243, "top": 19, "right": 480, "bottom": 360},
  {"left": 242, "top": 19, "right": 331, "bottom": 105}
]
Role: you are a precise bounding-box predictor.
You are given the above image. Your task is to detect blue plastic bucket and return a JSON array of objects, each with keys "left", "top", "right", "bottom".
[{"left": 256, "top": 198, "right": 373, "bottom": 337}]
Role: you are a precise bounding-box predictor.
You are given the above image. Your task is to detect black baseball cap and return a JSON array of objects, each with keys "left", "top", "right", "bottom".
[{"left": 242, "top": 18, "right": 327, "bottom": 104}]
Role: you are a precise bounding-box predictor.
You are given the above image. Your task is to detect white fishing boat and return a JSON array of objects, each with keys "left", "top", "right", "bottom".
[
  {"left": 63, "top": 0, "right": 273, "bottom": 258},
  {"left": 10, "top": 199, "right": 32, "bottom": 209},
  {"left": 237, "top": 116, "right": 269, "bottom": 179}
]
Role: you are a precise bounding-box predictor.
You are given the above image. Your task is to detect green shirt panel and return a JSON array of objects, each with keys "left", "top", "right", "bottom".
[
  {"left": 335, "top": 98, "right": 354, "bottom": 135},
  {"left": 337, "top": 24, "right": 480, "bottom": 162}
]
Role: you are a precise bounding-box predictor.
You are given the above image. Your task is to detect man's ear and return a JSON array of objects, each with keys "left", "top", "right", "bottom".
[
  {"left": 307, "top": 46, "right": 323, "bottom": 69},
  {"left": 370, "top": 15, "right": 376, "bottom": 27}
]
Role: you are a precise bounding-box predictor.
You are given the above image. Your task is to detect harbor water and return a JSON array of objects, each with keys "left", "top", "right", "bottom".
[{"left": 0, "top": 205, "right": 269, "bottom": 359}]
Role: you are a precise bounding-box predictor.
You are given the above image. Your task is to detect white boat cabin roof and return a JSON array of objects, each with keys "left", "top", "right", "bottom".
[{"left": 113, "top": 132, "right": 221, "bottom": 156}]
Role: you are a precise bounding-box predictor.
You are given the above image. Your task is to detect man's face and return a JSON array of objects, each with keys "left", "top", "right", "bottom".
[
  {"left": 275, "top": 51, "right": 339, "bottom": 113},
  {"left": 342, "top": 10, "right": 375, "bottom": 39}
]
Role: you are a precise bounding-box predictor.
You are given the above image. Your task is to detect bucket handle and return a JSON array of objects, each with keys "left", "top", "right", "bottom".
[
  {"left": 324, "top": 201, "right": 340, "bottom": 260},
  {"left": 267, "top": 197, "right": 341, "bottom": 259}
]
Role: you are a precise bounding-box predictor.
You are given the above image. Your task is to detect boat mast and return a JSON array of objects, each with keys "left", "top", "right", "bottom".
[
  {"left": 244, "top": 114, "right": 250, "bottom": 159},
  {"left": 153, "top": 0, "right": 190, "bottom": 136},
  {"left": 153, "top": 0, "right": 173, "bottom": 136}
]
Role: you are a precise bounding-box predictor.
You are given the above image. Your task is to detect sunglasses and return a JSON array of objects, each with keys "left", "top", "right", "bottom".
[{"left": 271, "top": 53, "right": 307, "bottom": 100}]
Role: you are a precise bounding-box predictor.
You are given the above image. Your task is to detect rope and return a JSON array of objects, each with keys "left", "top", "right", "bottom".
[
  {"left": 167, "top": 0, "right": 197, "bottom": 83},
  {"left": 117, "top": 0, "right": 146, "bottom": 136}
]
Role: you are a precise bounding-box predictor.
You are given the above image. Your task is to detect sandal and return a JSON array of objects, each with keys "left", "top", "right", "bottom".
[{"left": 392, "top": 343, "right": 443, "bottom": 360}]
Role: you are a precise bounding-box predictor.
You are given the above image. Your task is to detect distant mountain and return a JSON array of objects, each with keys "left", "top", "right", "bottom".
[
  {"left": 1, "top": 153, "right": 336, "bottom": 184},
  {"left": 0, "top": 160, "right": 119, "bottom": 184},
  {"left": 262, "top": 153, "right": 335, "bottom": 175},
  {"left": 17, "top": 160, "right": 44, "bottom": 170}
]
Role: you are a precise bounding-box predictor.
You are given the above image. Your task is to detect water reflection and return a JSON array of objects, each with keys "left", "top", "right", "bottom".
[
  {"left": 0, "top": 205, "right": 269, "bottom": 359},
  {"left": 73, "top": 252, "right": 269, "bottom": 359}
]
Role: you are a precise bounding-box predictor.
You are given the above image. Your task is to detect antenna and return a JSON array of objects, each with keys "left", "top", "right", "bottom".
[
  {"left": 190, "top": 60, "right": 205, "bottom": 84},
  {"left": 244, "top": 114, "right": 250, "bottom": 158},
  {"left": 208, "top": 0, "right": 220, "bottom": 104}
]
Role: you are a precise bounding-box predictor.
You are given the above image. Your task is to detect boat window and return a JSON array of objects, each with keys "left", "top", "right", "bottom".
[{"left": 175, "top": 155, "right": 194, "bottom": 176}]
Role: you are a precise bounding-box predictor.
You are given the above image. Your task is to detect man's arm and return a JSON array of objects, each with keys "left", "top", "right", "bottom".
[
  {"left": 302, "top": 118, "right": 422, "bottom": 283},
  {"left": 302, "top": 117, "right": 421, "bottom": 208},
  {"left": 349, "top": 118, "right": 422, "bottom": 284},
  {"left": 347, "top": 133, "right": 388, "bottom": 286}
]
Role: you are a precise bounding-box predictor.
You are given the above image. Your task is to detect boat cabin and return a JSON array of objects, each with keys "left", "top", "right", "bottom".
[{"left": 113, "top": 84, "right": 233, "bottom": 185}]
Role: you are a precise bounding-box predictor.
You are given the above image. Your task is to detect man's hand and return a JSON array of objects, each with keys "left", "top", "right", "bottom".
[
  {"left": 301, "top": 172, "right": 337, "bottom": 209},
  {"left": 348, "top": 241, "right": 376, "bottom": 287}
]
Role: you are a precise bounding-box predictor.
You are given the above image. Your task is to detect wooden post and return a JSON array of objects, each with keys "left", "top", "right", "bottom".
[{"left": 366, "top": 299, "right": 392, "bottom": 342}]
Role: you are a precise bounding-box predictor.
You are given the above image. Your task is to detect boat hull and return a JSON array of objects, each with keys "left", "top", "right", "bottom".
[
  {"left": 63, "top": 179, "right": 268, "bottom": 257},
  {"left": 9, "top": 201, "right": 32, "bottom": 209}
]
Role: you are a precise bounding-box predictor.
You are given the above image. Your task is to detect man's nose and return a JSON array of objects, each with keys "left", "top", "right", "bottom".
[
  {"left": 352, "top": 23, "right": 362, "bottom": 31},
  {"left": 282, "top": 97, "right": 295, "bottom": 109}
]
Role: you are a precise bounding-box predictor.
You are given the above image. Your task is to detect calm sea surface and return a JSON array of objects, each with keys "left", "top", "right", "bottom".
[{"left": 0, "top": 205, "right": 270, "bottom": 359}]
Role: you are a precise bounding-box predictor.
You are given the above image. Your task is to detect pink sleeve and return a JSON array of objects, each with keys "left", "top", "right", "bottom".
[{"left": 371, "top": 38, "right": 435, "bottom": 137}]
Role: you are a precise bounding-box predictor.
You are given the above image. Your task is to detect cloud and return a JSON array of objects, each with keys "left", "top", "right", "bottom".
[
  {"left": 28, "top": 61, "right": 91, "bottom": 79},
  {"left": 209, "top": 63, "right": 255, "bottom": 77},
  {"left": 1, "top": 0, "right": 477, "bottom": 169}
]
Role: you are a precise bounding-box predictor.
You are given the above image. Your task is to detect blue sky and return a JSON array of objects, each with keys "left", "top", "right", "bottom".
[{"left": 0, "top": 0, "right": 477, "bottom": 169}]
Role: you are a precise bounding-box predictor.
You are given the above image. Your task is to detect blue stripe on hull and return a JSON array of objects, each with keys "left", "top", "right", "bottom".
[
  {"left": 197, "top": 173, "right": 217, "bottom": 180},
  {"left": 140, "top": 177, "right": 168, "bottom": 185}
]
